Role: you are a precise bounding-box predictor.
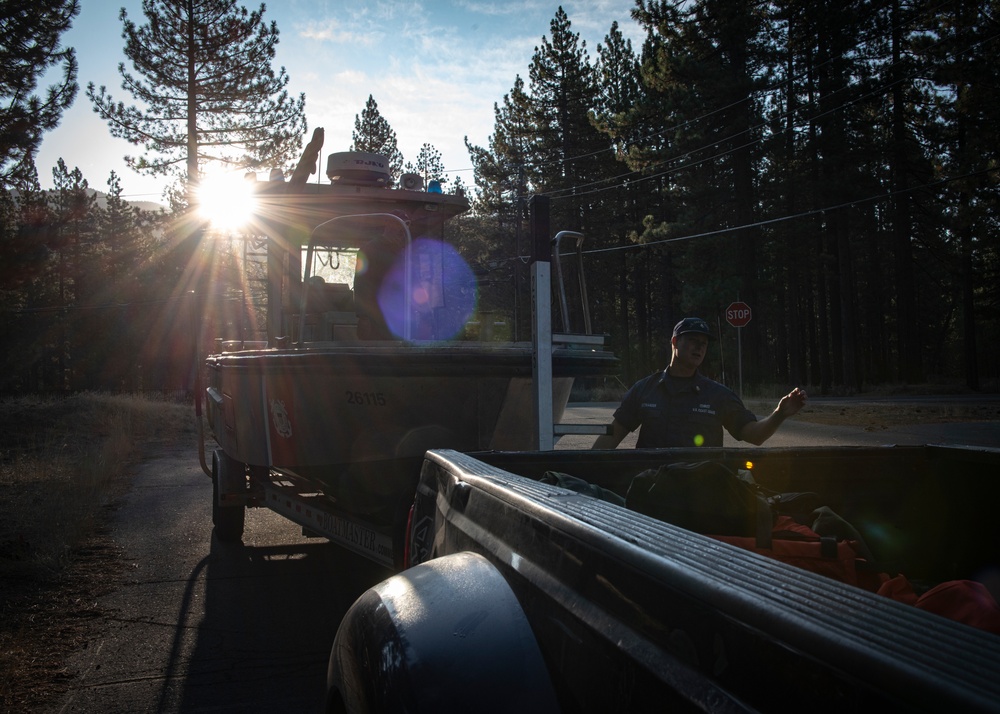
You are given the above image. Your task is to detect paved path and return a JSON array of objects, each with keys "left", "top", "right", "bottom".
[{"left": 557, "top": 402, "right": 1000, "bottom": 449}]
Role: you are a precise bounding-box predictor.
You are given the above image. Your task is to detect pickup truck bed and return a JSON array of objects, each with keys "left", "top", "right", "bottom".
[{"left": 330, "top": 445, "right": 1000, "bottom": 713}]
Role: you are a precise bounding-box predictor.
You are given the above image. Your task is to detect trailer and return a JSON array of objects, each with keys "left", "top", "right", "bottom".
[{"left": 200, "top": 131, "right": 615, "bottom": 568}]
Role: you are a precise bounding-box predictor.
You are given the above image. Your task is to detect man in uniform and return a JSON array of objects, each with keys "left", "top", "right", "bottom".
[{"left": 593, "top": 317, "right": 807, "bottom": 449}]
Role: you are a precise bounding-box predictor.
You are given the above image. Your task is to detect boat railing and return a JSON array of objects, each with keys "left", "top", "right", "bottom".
[
  {"left": 214, "top": 339, "right": 269, "bottom": 352},
  {"left": 552, "top": 230, "right": 593, "bottom": 336},
  {"left": 532, "top": 229, "right": 613, "bottom": 448}
]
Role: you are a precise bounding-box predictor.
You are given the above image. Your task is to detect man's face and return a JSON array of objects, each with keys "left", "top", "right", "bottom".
[{"left": 674, "top": 333, "right": 709, "bottom": 369}]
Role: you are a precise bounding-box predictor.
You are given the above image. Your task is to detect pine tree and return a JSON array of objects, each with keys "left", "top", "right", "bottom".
[
  {"left": 0, "top": 171, "right": 53, "bottom": 391},
  {"left": 629, "top": 0, "right": 776, "bottom": 383},
  {"left": 527, "top": 6, "right": 605, "bottom": 232},
  {"left": 465, "top": 76, "right": 535, "bottom": 339},
  {"left": 0, "top": 0, "right": 79, "bottom": 187},
  {"left": 87, "top": 0, "right": 306, "bottom": 188},
  {"left": 592, "top": 21, "right": 646, "bottom": 378},
  {"left": 404, "top": 143, "right": 447, "bottom": 186},
  {"left": 94, "top": 171, "right": 160, "bottom": 302},
  {"left": 50, "top": 159, "right": 94, "bottom": 303},
  {"left": 0, "top": 166, "right": 48, "bottom": 293},
  {"left": 49, "top": 159, "right": 95, "bottom": 389},
  {"left": 592, "top": 22, "right": 642, "bottom": 161},
  {"left": 465, "top": 75, "right": 533, "bottom": 226},
  {"left": 351, "top": 95, "right": 404, "bottom": 185},
  {"left": 78, "top": 171, "right": 162, "bottom": 388},
  {"left": 916, "top": 0, "right": 1000, "bottom": 390}
]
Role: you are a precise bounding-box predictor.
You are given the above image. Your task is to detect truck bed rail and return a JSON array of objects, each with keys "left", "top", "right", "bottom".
[{"left": 415, "top": 448, "right": 1000, "bottom": 713}]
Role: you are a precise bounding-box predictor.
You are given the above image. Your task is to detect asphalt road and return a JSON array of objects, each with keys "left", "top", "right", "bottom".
[
  {"left": 557, "top": 400, "right": 1000, "bottom": 449},
  {"left": 52, "top": 445, "right": 391, "bottom": 714},
  {"left": 49, "top": 401, "right": 999, "bottom": 713}
]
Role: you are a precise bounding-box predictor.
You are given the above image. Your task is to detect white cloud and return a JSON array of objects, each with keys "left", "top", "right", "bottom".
[
  {"left": 455, "top": 0, "right": 548, "bottom": 18},
  {"left": 297, "top": 18, "right": 376, "bottom": 45}
]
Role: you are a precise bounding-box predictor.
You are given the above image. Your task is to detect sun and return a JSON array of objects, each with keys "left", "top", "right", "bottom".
[{"left": 196, "top": 171, "right": 258, "bottom": 231}]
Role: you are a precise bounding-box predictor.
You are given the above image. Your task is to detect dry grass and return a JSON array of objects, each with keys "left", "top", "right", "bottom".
[{"left": 0, "top": 392, "right": 197, "bottom": 712}]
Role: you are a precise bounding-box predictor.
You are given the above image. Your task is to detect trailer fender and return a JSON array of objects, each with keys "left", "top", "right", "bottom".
[
  {"left": 326, "top": 551, "right": 559, "bottom": 714},
  {"left": 211, "top": 449, "right": 246, "bottom": 543}
]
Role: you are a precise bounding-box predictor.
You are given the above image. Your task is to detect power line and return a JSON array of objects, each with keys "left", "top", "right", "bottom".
[
  {"left": 534, "top": 25, "right": 1000, "bottom": 202},
  {"left": 475, "top": 162, "right": 996, "bottom": 271},
  {"left": 581, "top": 165, "right": 999, "bottom": 256},
  {"left": 464, "top": 0, "right": 977, "bottom": 198}
]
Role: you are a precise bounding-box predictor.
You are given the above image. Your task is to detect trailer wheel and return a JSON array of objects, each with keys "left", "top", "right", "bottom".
[{"left": 212, "top": 450, "right": 246, "bottom": 543}]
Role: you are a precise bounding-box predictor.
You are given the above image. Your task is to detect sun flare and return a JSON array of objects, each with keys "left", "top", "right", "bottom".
[{"left": 196, "top": 172, "right": 258, "bottom": 231}]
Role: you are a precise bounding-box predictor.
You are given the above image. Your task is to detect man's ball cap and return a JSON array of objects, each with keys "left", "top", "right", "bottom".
[{"left": 673, "top": 317, "right": 713, "bottom": 339}]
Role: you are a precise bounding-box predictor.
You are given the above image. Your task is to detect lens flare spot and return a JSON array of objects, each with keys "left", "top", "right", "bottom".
[
  {"left": 693, "top": 434, "right": 705, "bottom": 447},
  {"left": 377, "top": 238, "right": 478, "bottom": 340},
  {"left": 412, "top": 285, "right": 430, "bottom": 306}
]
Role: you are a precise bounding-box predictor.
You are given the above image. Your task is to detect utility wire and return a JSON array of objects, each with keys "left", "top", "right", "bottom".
[
  {"left": 540, "top": 26, "right": 1000, "bottom": 200},
  {"left": 581, "top": 165, "right": 999, "bottom": 256},
  {"left": 457, "top": 1, "right": 979, "bottom": 195},
  {"left": 577, "top": 0, "right": 962, "bottom": 170},
  {"left": 474, "top": 162, "right": 996, "bottom": 270}
]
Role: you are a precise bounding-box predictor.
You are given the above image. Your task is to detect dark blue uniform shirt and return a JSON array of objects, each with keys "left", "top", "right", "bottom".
[{"left": 613, "top": 370, "right": 757, "bottom": 448}]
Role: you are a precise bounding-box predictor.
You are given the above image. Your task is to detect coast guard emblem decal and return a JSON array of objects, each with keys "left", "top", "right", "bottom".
[{"left": 269, "top": 398, "right": 293, "bottom": 438}]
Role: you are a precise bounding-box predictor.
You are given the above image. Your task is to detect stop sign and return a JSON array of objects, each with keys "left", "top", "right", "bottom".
[{"left": 726, "top": 301, "right": 752, "bottom": 328}]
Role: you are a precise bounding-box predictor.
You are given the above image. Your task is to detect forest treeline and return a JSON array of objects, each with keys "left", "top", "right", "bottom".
[
  {"left": 2, "top": 1, "right": 998, "bottom": 393},
  {"left": 462, "top": 1, "right": 999, "bottom": 392},
  {"left": 0, "top": 164, "right": 201, "bottom": 391}
]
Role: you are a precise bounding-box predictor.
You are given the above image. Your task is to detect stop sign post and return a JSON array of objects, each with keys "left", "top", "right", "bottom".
[{"left": 726, "top": 302, "right": 751, "bottom": 398}]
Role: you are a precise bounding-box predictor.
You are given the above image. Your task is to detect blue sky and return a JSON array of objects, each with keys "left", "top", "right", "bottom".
[{"left": 35, "top": 0, "right": 644, "bottom": 204}]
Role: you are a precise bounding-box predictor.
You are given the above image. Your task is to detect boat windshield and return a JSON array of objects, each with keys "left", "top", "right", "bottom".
[
  {"left": 299, "top": 222, "right": 477, "bottom": 342},
  {"left": 308, "top": 247, "right": 357, "bottom": 286}
]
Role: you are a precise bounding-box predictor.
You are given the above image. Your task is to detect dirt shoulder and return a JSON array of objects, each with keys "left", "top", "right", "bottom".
[
  {"left": 0, "top": 394, "right": 197, "bottom": 712},
  {"left": 0, "top": 520, "right": 126, "bottom": 711}
]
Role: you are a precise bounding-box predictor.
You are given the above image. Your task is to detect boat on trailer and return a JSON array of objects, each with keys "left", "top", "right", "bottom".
[{"left": 203, "top": 134, "right": 616, "bottom": 530}]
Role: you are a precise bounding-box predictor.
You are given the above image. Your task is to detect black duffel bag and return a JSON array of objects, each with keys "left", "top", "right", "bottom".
[{"left": 626, "top": 461, "right": 806, "bottom": 548}]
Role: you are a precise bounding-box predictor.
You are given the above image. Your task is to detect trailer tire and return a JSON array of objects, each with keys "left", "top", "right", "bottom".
[
  {"left": 326, "top": 552, "right": 558, "bottom": 713},
  {"left": 212, "top": 449, "right": 245, "bottom": 543}
]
